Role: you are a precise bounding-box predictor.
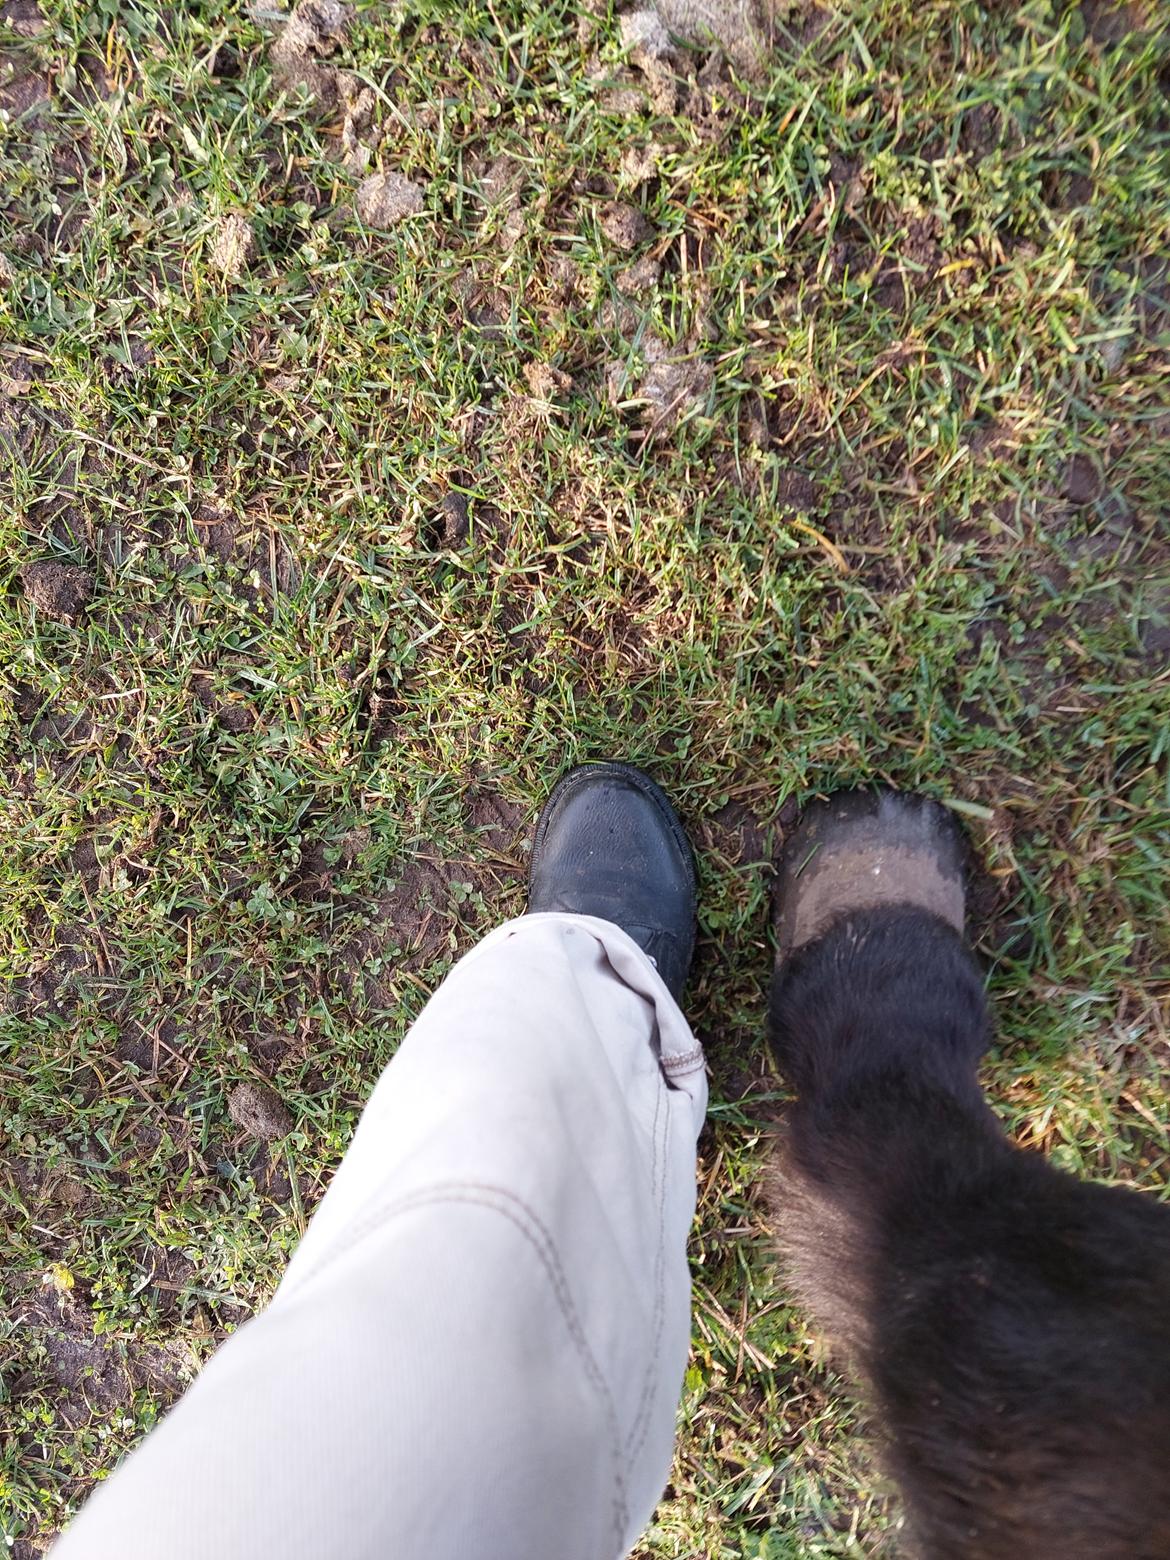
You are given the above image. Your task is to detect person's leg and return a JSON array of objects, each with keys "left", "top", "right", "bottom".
[
  {"left": 53, "top": 765, "right": 706, "bottom": 1560},
  {"left": 769, "top": 791, "right": 1170, "bottom": 1560}
]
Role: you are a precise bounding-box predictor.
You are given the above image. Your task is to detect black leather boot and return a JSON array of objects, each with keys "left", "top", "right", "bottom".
[{"left": 527, "top": 762, "right": 696, "bottom": 1002}]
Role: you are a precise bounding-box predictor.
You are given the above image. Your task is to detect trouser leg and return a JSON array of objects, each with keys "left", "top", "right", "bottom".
[{"left": 54, "top": 912, "right": 707, "bottom": 1560}]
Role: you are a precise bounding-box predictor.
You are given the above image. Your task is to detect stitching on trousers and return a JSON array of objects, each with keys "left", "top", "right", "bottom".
[
  {"left": 626, "top": 1084, "right": 672, "bottom": 1468},
  {"left": 282, "top": 1180, "right": 630, "bottom": 1549},
  {"left": 662, "top": 1044, "right": 704, "bottom": 1074},
  {"left": 623, "top": 1075, "right": 664, "bottom": 1459},
  {"left": 623, "top": 1076, "right": 668, "bottom": 1461}
]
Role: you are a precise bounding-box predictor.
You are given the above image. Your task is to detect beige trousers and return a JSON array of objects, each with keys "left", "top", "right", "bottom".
[{"left": 53, "top": 913, "right": 708, "bottom": 1560}]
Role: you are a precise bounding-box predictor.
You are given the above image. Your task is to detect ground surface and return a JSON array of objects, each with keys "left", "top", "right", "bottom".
[{"left": 1, "top": 0, "right": 1168, "bottom": 1553}]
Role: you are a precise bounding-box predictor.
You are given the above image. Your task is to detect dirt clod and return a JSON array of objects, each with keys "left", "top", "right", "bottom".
[
  {"left": 649, "top": 0, "right": 779, "bottom": 72},
  {"left": 616, "top": 255, "right": 662, "bottom": 295},
  {"left": 22, "top": 561, "right": 93, "bottom": 624},
  {"left": 480, "top": 154, "right": 525, "bottom": 209},
  {"left": 1, "top": 0, "right": 47, "bottom": 37},
  {"left": 438, "top": 492, "right": 469, "bottom": 548},
  {"left": 640, "top": 353, "right": 713, "bottom": 424},
  {"left": 340, "top": 75, "right": 379, "bottom": 172},
  {"left": 270, "top": 0, "right": 354, "bottom": 107},
  {"left": 617, "top": 11, "right": 680, "bottom": 110},
  {"left": 1064, "top": 454, "right": 1104, "bottom": 505},
  {"left": 620, "top": 142, "right": 664, "bottom": 188},
  {"left": 216, "top": 701, "right": 254, "bottom": 734},
  {"left": 620, "top": 7, "right": 677, "bottom": 62},
  {"left": 597, "top": 77, "right": 651, "bottom": 116},
  {"left": 355, "top": 170, "right": 426, "bottom": 227},
  {"left": 609, "top": 335, "right": 713, "bottom": 430},
  {"left": 523, "top": 360, "right": 572, "bottom": 400},
  {"left": 209, "top": 213, "right": 255, "bottom": 280},
  {"left": 1081, "top": 0, "right": 1147, "bottom": 43},
  {"left": 228, "top": 1081, "right": 293, "bottom": 1141},
  {"left": 0, "top": 58, "right": 49, "bottom": 118},
  {"left": 600, "top": 200, "right": 653, "bottom": 251}
]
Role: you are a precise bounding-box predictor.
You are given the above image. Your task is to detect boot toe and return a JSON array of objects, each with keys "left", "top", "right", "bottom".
[{"left": 528, "top": 763, "right": 696, "bottom": 1000}]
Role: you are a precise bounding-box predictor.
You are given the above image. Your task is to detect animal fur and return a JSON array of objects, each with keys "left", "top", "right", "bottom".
[{"left": 769, "top": 906, "right": 1170, "bottom": 1560}]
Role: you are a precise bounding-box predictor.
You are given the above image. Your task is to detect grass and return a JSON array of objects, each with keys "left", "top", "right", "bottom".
[{"left": 1, "top": 0, "right": 1168, "bottom": 1552}]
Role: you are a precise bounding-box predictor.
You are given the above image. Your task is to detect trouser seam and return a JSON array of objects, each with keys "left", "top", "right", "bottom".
[
  {"left": 276, "top": 1179, "right": 630, "bottom": 1549},
  {"left": 625, "top": 1073, "right": 672, "bottom": 1468},
  {"left": 623, "top": 1073, "right": 663, "bottom": 1459}
]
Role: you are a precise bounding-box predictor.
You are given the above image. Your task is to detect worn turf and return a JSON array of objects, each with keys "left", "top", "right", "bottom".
[{"left": 1, "top": 0, "right": 1168, "bottom": 1553}]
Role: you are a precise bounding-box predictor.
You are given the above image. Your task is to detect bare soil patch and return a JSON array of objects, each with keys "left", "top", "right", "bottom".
[{"left": 20, "top": 562, "right": 94, "bottom": 624}]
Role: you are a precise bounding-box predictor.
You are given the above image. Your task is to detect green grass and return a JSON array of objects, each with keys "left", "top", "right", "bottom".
[{"left": 1, "top": 0, "right": 1168, "bottom": 1552}]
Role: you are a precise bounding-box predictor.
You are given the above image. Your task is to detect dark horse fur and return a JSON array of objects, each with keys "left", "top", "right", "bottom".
[{"left": 770, "top": 906, "right": 1170, "bottom": 1559}]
